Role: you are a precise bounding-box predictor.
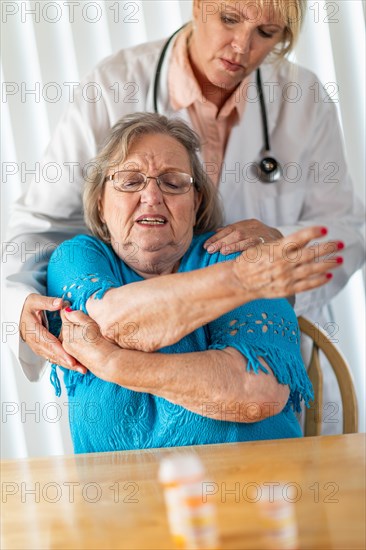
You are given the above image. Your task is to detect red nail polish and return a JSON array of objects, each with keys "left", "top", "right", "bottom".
[
  {"left": 336, "top": 256, "right": 343, "bottom": 264},
  {"left": 65, "top": 307, "right": 73, "bottom": 312},
  {"left": 326, "top": 273, "right": 333, "bottom": 279},
  {"left": 320, "top": 227, "right": 328, "bottom": 236},
  {"left": 337, "top": 241, "right": 345, "bottom": 250}
]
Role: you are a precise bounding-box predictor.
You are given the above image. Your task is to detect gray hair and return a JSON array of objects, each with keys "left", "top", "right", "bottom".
[{"left": 83, "top": 112, "right": 223, "bottom": 242}]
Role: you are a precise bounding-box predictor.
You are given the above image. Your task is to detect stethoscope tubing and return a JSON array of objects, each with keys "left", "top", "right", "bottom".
[
  {"left": 153, "top": 24, "right": 186, "bottom": 113},
  {"left": 256, "top": 68, "right": 270, "bottom": 152}
]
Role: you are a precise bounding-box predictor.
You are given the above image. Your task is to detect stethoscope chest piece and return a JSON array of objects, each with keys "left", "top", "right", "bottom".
[{"left": 257, "top": 151, "right": 282, "bottom": 183}]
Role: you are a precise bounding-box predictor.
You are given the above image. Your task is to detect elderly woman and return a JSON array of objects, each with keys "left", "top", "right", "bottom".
[
  {"left": 47, "top": 113, "right": 341, "bottom": 453},
  {"left": 9, "top": 0, "right": 363, "bottom": 387}
]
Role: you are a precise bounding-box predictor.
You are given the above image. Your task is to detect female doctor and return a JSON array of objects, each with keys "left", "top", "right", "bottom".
[{"left": 4, "top": 0, "right": 365, "bottom": 382}]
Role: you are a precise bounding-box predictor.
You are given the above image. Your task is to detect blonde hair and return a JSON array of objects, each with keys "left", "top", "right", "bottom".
[
  {"left": 83, "top": 113, "right": 223, "bottom": 242},
  {"left": 267, "top": 0, "right": 306, "bottom": 56}
]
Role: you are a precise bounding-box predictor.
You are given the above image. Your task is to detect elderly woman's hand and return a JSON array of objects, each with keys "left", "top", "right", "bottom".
[
  {"left": 232, "top": 225, "right": 343, "bottom": 298},
  {"left": 59, "top": 308, "right": 117, "bottom": 375},
  {"left": 59, "top": 308, "right": 142, "bottom": 389},
  {"left": 204, "top": 219, "right": 283, "bottom": 254}
]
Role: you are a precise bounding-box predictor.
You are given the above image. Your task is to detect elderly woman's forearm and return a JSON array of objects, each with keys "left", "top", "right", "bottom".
[
  {"left": 60, "top": 309, "right": 290, "bottom": 423},
  {"left": 86, "top": 226, "right": 337, "bottom": 352},
  {"left": 86, "top": 261, "right": 252, "bottom": 351},
  {"left": 103, "top": 346, "right": 289, "bottom": 422}
]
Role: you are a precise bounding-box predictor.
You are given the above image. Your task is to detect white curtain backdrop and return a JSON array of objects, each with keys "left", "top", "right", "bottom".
[{"left": 1, "top": 0, "right": 365, "bottom": 459}]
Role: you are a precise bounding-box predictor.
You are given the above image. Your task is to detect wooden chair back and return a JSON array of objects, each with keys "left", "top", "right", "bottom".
[{"left": 298, "top": 316, "right": 358, "bottom": 436}]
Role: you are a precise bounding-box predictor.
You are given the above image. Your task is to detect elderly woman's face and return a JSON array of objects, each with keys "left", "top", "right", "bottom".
[
  {"left": 191, "top": 0, "right": 285, "bottom": 92},
  {"left": 100, "top": 133, "right": 201, "bottom": 277}
]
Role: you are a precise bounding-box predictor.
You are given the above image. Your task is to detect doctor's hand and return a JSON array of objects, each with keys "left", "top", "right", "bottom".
[
  {"left": 232, "top": 226, "right": 344, "bottom": 298},
  {"left": 204, "top": 219, "right": 283, "bottom": 255},
  {"left": 19, "top": 294, "right": 83, "bottom": 372}
]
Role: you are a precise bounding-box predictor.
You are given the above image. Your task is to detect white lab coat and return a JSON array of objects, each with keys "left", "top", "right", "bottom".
[{"left": 3, "top": 37, "right": 365, "bottom": 382}]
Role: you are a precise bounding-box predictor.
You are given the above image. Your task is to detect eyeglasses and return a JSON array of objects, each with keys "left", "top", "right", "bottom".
[{"left": 105, "top": 171, "right": 195, "bottom": 195}]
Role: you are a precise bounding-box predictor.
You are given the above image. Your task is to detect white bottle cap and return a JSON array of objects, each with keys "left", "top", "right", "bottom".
[{"left": 159, "top": 454, "right": 205, "bottom": 484}]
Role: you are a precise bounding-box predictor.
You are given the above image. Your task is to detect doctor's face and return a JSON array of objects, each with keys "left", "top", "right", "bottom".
[
  {"left": 190, "top": 0, "right": 285, "bottom": 97},
  {"left": 100, "top": 133, "right": 201, "bottom": 278}
]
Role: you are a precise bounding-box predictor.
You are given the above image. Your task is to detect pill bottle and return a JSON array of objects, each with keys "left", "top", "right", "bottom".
[
  {"left": 257, "top": 483, "right": 299, "bottom": 550},
  {"left": 159, "top": 454, "right": 219, "bottom": 550}
]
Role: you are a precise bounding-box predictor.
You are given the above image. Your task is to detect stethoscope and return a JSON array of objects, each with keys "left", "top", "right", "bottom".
[{"left": 153, "top": 25, "right": 282, "bottom": 184}]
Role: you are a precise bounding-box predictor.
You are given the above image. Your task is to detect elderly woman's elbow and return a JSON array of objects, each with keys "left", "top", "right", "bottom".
[
  {"left": 200, "top": 392, "right": 289, "bottom": 423},
  {"left": 242, "top": 384, "right": 290, "bottom": 423},
  {"left": 201, "top": 383, "right": 289, "bottom": 423},
  {"left": 238, "top": 359, "right": 291, "bottom": 422},
  {"left": 221, "top": 379, "right": 290, "bottom": 423},
  {"left": 211, "top": 351, "right": 290, "bottom": 423},
  {"left": 248, "top": 399, "right": 288, "bottom": 423}
]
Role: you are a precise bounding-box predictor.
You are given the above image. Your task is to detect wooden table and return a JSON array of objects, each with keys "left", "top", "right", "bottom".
[{"left": 1, "top": 434, "right": 365, "bottom": 549}]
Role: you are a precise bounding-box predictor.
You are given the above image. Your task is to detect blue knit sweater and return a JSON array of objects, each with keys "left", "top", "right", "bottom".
[{"left": 47, "top": 233, "right": 313, "bottom": 453}]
